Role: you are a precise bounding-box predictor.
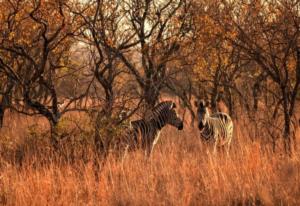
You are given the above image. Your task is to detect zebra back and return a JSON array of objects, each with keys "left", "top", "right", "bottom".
[{"left": 116, "top": 101, "right": 183, "bottom": 156}]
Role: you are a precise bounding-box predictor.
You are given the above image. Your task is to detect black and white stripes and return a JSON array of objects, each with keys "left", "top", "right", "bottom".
[
  {"left": 195, "top": 100, "right": 233, "bottom": 153},
  {"left": 122, "top": 101, "right": 183, "bottom": 156}
]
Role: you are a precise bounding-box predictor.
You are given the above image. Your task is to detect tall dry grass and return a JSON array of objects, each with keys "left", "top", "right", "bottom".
[{"left": 0, "top": 111, "right": 300, "bottom": 205}]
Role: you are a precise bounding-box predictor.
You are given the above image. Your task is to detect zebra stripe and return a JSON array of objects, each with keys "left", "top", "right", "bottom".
[
  {"left": 195, "top": 100, "right": 233, "bottom": 153},
  {"left": 119, "top": 101, "right": 183, "bottom": 156}
]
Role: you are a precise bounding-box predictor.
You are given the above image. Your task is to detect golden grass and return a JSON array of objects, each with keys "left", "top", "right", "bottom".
[{"left": 0, "top": 111, "right": 300, "bottom": 205}]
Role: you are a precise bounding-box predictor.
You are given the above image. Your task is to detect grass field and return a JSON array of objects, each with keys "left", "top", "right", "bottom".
[{"left": 0, "top": 111, "right": 300, "bottom": 205}]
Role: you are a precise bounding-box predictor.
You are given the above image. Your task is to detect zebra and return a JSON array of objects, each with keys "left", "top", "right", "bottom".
[
  {"left": 195, "top": 100, "right": 233, "bottom": 154},
  {"left": 115, "top": 101, "right": 183, "bottom": 157}
]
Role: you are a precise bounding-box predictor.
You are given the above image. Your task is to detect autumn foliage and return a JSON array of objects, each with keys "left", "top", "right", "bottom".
[{"left": 0, "top": 0, "right": 300, "bottom": 205}]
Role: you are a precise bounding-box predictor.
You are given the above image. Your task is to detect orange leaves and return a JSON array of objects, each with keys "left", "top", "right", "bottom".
[
  {"left": 0, "top": 0, "right": 76, "bottom": 48},
  {"left": 106, "top": 38, "right": 115, "bottom": 47},
  {"left": 8, "top": 32, "right": 15, "bottom": 41}
]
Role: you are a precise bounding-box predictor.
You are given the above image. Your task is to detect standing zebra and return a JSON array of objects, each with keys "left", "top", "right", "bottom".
[
  {"left": 115, "top": 101, "right": 183, "bottom": 157},
  {"left": 195, "top": 100, "right": 233, "bottom": 154}
]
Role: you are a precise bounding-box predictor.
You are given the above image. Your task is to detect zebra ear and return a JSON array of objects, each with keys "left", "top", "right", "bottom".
[
  {"left": 206, "top": 100, "right": 211, "bottom": 107},
  {"left": 170, "top": 102, "right": 176, "bottom": 109},
  {"left": 194, "top": 100, "right": 198, "bottom": 108},
  {"left": 199, "top": 100, "right": 205, "bottom": 108},
  {"left": 119, "top": 110, "right": 130, "bottom": 121}
]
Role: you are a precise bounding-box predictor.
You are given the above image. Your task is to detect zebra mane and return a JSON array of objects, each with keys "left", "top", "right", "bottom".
[{"left": 144, "top": 101, "right": 174, "bottom": 121}]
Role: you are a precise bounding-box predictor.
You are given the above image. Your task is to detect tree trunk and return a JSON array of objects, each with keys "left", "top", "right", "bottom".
[
  {"left": 94, "top": 95, "right": 116, "bottom": 157},
  {"left": 94, "top": 110, "right": 107, "bottom": 156},
  {"left": 144, "top": 84, "right": 159, "bottom": 109},
  {"left": 283, "top": 115, "right": 292, "bottom": 155},
  {"left": 0, "top": 96, "right": 7, "bottom": 128},
  {"left": 282, "top": 87, "right": 292, "bottom": 155},
  {"left": 104, "top": 88, "right": 114, "bottom": 117},
  {"left": 0, "top": 104, "right": 4, "bottom": 128},
  {"left": 211, "top": 67, "right": 221, "bottom": 113},
  {"left": 0, "top": 98, "right": 10, "bottom": 128},
  {"left": 0, "top": 79, "right": 13, "bottom": 128},
  {"left": 50, "top": 121, "right": 59, "bottom": 150},
  {"left": 253, "top": 83, "right": 259, "bottom": 112},
  {"left": 224, "top": 85, "right": 234, "bottom": 118},
  {"left": 210, "top": 85, "right": 219, "bottom": 113},
  {"left": 94, "top": 86, "right": 114, "bottom": 154}
]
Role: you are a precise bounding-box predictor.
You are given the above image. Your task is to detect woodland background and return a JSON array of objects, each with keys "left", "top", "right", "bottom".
[{"left": 0, "top": 0, "right": 300, "bottom": 205}]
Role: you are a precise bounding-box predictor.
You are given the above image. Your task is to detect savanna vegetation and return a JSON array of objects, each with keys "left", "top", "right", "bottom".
[{"left": 0, "top": 0, "right": 300, "bottom": 205}]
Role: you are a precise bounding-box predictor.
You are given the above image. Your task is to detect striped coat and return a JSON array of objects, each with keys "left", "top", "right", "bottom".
[
  {"left": 117, "top": 101, "right": 183, "bottom": 156},
  {"left": 195, "top": 100, "right": 233, "bottom": 153}
]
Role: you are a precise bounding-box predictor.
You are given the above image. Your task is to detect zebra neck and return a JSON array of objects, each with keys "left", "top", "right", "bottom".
[
  {"left": 201, "top": 119, "right": 213, "bottom": 135},
  {"left": 150, "top": 118, "right": 164, "bottom": 130}
]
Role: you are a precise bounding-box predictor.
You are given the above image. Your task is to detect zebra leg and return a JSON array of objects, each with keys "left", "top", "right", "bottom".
[
  {"left": 122, "top": 145, "right": 130, "bottom": 163},
  {"left": 213, "top": 134, "right": 218, "bottom": 154},
  {"left": 213, "top": 140, "right": 218, "bottom": 154},
  {"left": 226, "top": 137, "right": 232, "bottom": 156},
  {"left": 145, "top": 144, "right": 152, "bottom": 158},
  {"left": 149, "top": 143, "right": 159, "bottom": 158}
]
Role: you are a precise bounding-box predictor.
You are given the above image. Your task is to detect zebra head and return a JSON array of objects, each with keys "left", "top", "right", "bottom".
[
  {"left": 195, "top": 100, "right": 210, "bottom": 131},
  {"left": 148, "top": 101, "right": 183, "bottom": 130},
  {"left": 166, "top": 102, "right": 184, "bottom": 130}
]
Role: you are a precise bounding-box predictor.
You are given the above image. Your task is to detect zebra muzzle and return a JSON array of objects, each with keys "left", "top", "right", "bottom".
[
  {"left": 198, "top": 122, "right": 205, "bottom": 130},
  {"left": 178, "top": 122, "right": 183, "bottom": 130}
]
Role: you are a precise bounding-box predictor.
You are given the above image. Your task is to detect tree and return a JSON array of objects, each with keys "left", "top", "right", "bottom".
[
  {"left": 0, "top": 76, "right": 14, "bottom": 128},
  {"left": 73, "top": 0, "right": 195, "bottom": 110},
  {"left": 212, "top": 0, "right": 300, "bottom": 154},
  {"left": 120, "top": 0, "right": 195, "bottom": 109},
  {"left": 0, "top": 0, "right": 85, "bottom": 146},
  {"left": 69, "top": 0, "right": 144, "bottom": 154},
  {"left": 192, "top": 1, "right": 249, "bottom": 117}
]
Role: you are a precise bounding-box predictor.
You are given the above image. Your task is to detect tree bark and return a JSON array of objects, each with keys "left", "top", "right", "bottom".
[
  {"left": 94, "top": 110, "right": 106, "bottom": 153},
  {"left": 144, "top": 83, "right": 160, "bottom": 109},
  {"left": 0, "top": 105, "right": 4, "bottom": 128},
  {"left": 282, "top": 86, "right": 292, "bottom": 155},
  {"left": 0, "top": 79, "right": 13, "bottom": 128},
  {"left": 94, "top": 84, "right": 114, "bottom": 154},
  {"left": 211, "top": 67, "right": 222, "bottom": 113},
  {"left": 50, "top": 121, "right": 59, "bottom": 150},
  {"left": 210, "top": 84, "right": 219, "bottom": 113}
]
